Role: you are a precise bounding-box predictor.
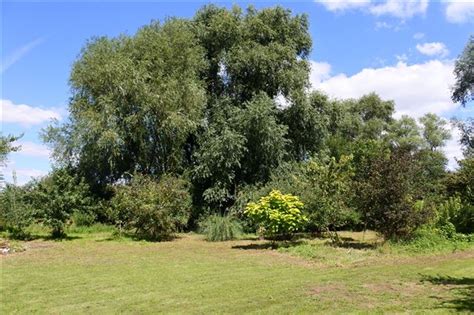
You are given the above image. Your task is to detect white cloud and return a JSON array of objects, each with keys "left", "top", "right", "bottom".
[
  {"left": 413, "top": 32, "right": 425, "bottom": 40},
  {"left": 375, "top": 21, "right": 403, "bottom": 31},
  {"left": 1, "top": 38, "right": 44, "bottom": 73},
  {"left": 13, "top": 141, "right": 51, "bottom": 158},
  {"left": 1, "top": 161, "right": 47, "bottom": 186},
  {"left": 315, "top": 0, "right": 370, "bottom": 12},
  {"left": 444, "top": 0, "right": 474, "bottom": 23},
  {"left": 309, "top": 61, "right": 332, "bottom": 86},
  {"left": 315, "top": 0, "right": 428, "bottom": 19},
  {"left": 416, "top": 42, "right": 450, "bottom": 57},
  {"left": 1, "top": 99, "right": 61, "bottom": 126},
  {"left": 311, "top": 59, "right": 457, "bottom": 118},
  {"left": 443, "top": 124, "right": 463, "bottom": 170},
  {"left": 369, "top": 0, "right": 429, "bottom": 19},
  {"left": 396, "top": 53, "right": 408, "bottom": 62}
]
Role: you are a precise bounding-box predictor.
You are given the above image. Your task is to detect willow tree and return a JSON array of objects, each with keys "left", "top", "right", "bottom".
[{"left": 43, "top": 19, "right": 207, "bottom": 186}]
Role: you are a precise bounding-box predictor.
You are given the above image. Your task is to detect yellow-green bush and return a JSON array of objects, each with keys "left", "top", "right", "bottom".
[{"left": 245, "top": 190, "right": 307, "bottom": 239}]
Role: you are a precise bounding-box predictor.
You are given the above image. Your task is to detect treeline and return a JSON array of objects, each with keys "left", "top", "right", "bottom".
[{"left": 1, "top": 5, "right": 473, "bottom": 242}]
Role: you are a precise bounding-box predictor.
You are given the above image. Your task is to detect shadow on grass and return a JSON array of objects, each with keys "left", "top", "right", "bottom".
[
  {"left": 2, "top": 233, "right": 83, "bottom": 242},
  {"left": 94, "top": 232, "right": 183, "bottom": 243},
  {"left": 43, "top": 235, "right": 82, "bottom": 241},
  {"left": 335, "top": 241, "right": 379, "bottom": 250},
  {"left": 232, "top": 240, "right": 307, "bottom": 250},
  {"left": 421, "top": 275, "right": 474, "bottom": 312}
]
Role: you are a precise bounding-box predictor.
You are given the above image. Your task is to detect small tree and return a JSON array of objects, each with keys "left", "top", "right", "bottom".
[
  {"left": 357, "top": 148, "right": 433, "bottom": 240},
  {"left": 245, "top": 190, "right": 307, "bottom": 240},
  {"left": 32, "top": 168, "right": 93, "bottom": 238}
]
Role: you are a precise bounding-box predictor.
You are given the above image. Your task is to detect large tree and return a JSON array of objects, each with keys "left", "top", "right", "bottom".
[
  {"left": 43, "top": 19, "right": 207, "bottom": 185},
  {"left": 193, "top": 5, "right": 311, "bottom": 103},
  {"left": 44, "top": 5, "right": 313, "bottom": 210},
  {"left": 419, "top": 113, "right": 451, "bottom": 151},
  {"left": 452, "top": 36, "right": 474, "bottom": 106}
]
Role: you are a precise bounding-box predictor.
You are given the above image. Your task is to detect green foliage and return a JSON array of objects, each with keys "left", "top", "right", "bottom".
[
  {"left": 357, "top": 148, "right": 434, "bottom": 240},
  {"left": 322, "top": 94, "right": 394, "bottom": 159},
  {"left": 281, "top": 91, "right": 329, "bottom": 160},
  {"left": 434, "top": 197, "right": 462, "bottom": 238},
  {"left": 387, "top": 115, "right": 423, "bottom": 150},
  {"left": 110, "top": 174, "right": 192, "bottom": 241},
  {"left": 193, "top": 5, "right": 311, "bottom": 102},
  {"left": 235, "top": 93, "right": 289, "bottom": 184},
  {"left": 0, "top": 183, "right": 34, "bottom": 239},
  {"left": 43, "top": 18, "right": 207, "bottom": 185},
  {"left": 32, "top": 168, "right": 95, "bottom": 238},
  {"left": 444, "top": 157, "right": 474, "bottom": 234},
  {"left": 419, "top": 113, "right": 451, "bottom": 151},
  {"left": 453, "top": 118, "right": 473, "bottom": 157},
  {"left": 388, "top": 227, "right": 473, "bottom": 254},
  {"left": 32, "top": 4, "right": 465, "bottom": 249},
  {"left": 198, "top": 214, "right": 242, "bottom": 241},
  {"left": 452, "top": 35, "right": 474, "bottom": 106},
  {"left": 192, "top": 93, "right": 288, "bottom": 210},
  {"left": 0, "top": 134, "right": 22, "bottom": 184},
  {"left": 245, "top": 190, "right": 307, "bottom": 239},
  {"left": 0, "top": 134, "right": 21, "bottom": 164},
  {"left": 234, "top": 155, "right": 358, "bottom": 235},
  {"left": 191, "top": 98, "right": 246, "bottom": 209},
  {"left": 72, "top": 211, "right": 97, "bottom": 227},
  {"left": 302, "top": 155, "right": 357, "bottom": 235}
]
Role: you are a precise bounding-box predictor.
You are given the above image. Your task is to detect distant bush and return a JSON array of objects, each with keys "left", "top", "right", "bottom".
[
  {"left": 199, "top": 214, "right": 242, "bottom": 241},
  {"left": 110, "top": 174, "right": 192, "bottom": 241},
  {"left": 72, "top": 211, "right": 97, "bottom": 227},
  {"left": 388, "top": 227, "right": 474, "bottom": 254},
  {"left": 435, "top": 196, "right": 474, "bottom": 236},
  {"left": 444, "top": 157, "right": 474, "bottom": 234},
  {"left": 245, "top": 190, "right": 307, "bottom": 240}
]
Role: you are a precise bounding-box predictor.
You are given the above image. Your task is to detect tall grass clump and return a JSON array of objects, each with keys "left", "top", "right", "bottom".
[{"left": 199, "top": 214, "right": 242, "bottom": 241}]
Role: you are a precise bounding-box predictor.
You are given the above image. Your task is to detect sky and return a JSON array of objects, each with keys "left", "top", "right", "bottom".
[{"left": 1, "top": 0, "right": 473, "bottom": 185}]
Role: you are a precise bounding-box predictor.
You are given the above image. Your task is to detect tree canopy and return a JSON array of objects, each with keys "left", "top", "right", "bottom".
[{"left": 452, "top": 36, "right": 474, "bottom": 106}]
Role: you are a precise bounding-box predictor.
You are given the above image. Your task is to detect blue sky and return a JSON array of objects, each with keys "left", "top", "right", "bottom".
[{"left": 1, "top": 0, "right": 473, "bottom": 184}]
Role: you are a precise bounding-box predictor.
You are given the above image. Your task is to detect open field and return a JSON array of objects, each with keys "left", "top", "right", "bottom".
[{"left": 1, "top": 229, "right": 473, "bottom": 314}]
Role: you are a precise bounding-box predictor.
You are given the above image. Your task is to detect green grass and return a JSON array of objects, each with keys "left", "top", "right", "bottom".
[{"left": 1, "top": 229, "right": 473, "bottom": 314}]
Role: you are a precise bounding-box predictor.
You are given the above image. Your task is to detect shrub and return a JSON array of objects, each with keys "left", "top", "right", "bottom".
[
  {"left": 199, "top": 214, "right": 242, "bottom": 241},
  {"left": 245, "top": 190, "right": 307, "bottom": 239},
  {"left": 31, "top": 168, "right": 94, "bottom": 238},
  {"left": 436, "top": 196, "right": 474, "bottom": 235},
  {"left": 72, "top": 211, "right": 97, "bottom": 227},
  {"left": 110, "top": 174, "right": 192, "bottom": 241},
  {"left": 0, "top": 184, "right": 34, "bottom": 239},
  {"left": 435, "top": 197, "right": 461, "bottom": 238}
]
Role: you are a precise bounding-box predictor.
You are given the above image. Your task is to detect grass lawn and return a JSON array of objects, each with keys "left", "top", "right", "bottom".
[{"left": 1, "top": 228, "right": 473, "bottom": 314}]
